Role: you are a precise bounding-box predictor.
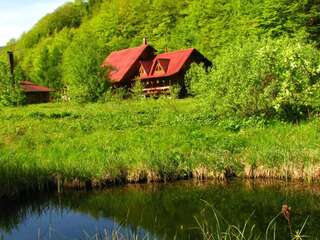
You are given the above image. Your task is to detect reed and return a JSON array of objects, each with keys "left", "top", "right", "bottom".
[{"left": 195, "top": 201, "right": 309, "bottom": 240}]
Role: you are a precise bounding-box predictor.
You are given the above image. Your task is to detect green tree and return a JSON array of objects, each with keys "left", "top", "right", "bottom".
[
  {"left": 210, "top": 37, "right": 320, "bottom": 121},
  {"left": 63, "top": 28, "right": 109, "bottom": 102},
  {"left": 0, "top": 62, "right": 24, "bottom": 106},
  {"left": 131, "top": 79, "right": 145, "bottom": 100}
]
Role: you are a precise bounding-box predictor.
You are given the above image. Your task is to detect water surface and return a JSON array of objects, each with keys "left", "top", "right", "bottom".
[{"left": 0, "top": 180, "right": 320, "bottom": 239}]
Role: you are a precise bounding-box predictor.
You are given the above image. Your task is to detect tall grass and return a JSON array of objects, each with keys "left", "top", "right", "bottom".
[
  {"left": 195, "top": 201, "right": 309, "bottom": 240},
  {"left": 0, "top": 99, "right": 319, "bottom": 197}
]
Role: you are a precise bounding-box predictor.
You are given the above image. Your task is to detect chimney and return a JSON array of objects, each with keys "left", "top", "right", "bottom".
[
  {"left": 143, "top": 37, "right": 148, "bottom": 45},
  {"left": 7, "top": 51, "right": 15, "bottom": 83},
  {"left": 7, "top": 51, "right": 14, "bottom": 76}
]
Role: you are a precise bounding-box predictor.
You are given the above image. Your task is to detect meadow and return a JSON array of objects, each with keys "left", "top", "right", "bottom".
[{"left": 0, "top": 98, "right": 319, "bottom": 198}]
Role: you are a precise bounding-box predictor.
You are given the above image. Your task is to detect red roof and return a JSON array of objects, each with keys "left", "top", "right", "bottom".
[
  {"left": 102, "top": 44, "right": 211, "bottom": 83},
  {"left": 20, "top": 81, "right": 52, "bottom": 93},
  {"left": 140, "top": 49, "right": 195, "bottom": 80},
  {"left": 101, "top": 44, "right": 153, "bottom": 82}
]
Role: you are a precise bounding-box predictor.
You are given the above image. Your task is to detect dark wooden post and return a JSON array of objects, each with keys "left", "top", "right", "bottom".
[
  {"left": 143, "top": 37, "right": 148, "bottom": 45},
  {"left": 7, "top": 51, "right": 15, "bottom": 85}
]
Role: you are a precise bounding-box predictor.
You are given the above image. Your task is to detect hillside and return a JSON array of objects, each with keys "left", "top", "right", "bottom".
[
  {"left": 0, "top": 0, "right": 319, "bottom": 89},
  {"left": 0, "top": 0, "right": 319, "bottom": 119}
]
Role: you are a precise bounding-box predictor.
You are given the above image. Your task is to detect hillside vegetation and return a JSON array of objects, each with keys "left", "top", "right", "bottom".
[{"left": 0, "top": 0, "right": 319, "bottom": 120}]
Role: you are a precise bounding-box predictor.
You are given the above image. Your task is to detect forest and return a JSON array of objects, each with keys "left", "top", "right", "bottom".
[{"left": 0, "top": 0, "right": 319, "bottom": 121}]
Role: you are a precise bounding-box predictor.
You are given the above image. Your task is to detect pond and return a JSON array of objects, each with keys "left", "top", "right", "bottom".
[{"left": 0, "top": 180, "right": 319, "bottom": 240}]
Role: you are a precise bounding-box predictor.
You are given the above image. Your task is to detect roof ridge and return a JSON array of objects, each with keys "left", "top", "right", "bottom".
[
  {"left": 157, "top": 48, "right": 195, "bottom": 55},
  {"left": 110, "top": 44, "right": 149, "bottom": 54}
]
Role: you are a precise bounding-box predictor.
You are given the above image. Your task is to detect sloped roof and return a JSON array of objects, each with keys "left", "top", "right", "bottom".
[
  {"left": 20, "top": 81, "right": 52, "bottom": 93},
  {"left": 140, "top": 48, "right": 195, "bottom": 80},
  {"left": 102, "top": 44, "right": 211, "bottom": 83},
  {"left": 101, "top": 44, "right": 153, "bottom": 82}
]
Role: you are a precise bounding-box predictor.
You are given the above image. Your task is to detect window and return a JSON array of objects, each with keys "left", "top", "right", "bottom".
[
  {"left": 139, "top": 66, "right": 145, "bottom": 76},
  {"left": 154, "top": 63, "right": 164, "bottom": 75},
  {"left": 155, "top": 64, "right": 162, "bottom": 72}
]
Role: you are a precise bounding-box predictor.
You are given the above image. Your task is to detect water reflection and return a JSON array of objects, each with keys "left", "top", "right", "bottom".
[{"left": 0, "top": 180, "right": 320, "bottom": 239}]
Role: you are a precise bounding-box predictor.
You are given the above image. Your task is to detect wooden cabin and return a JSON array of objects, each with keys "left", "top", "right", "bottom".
[
  {"left": 101, "top": 39, "right": 212, "bottom": 96},
  {"left": 20, "top": 81, "right": 53, "bottom": 104}
]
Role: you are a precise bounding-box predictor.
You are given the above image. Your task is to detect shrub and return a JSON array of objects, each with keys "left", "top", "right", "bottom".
[
  {"left": 0, "top": 62, "right": 25, "bottom": 106},
  {"left": 185, "top": 63, "right": 212, "bottom": 97},
  {"left": 169, "top": 84, "right": 182, "bottom": 99},
  {"left": 210, "top": 37, "right": 320, "bottom": 121},
  {"left": 131, "top": 79, "right": 145, "bottom": 100}
]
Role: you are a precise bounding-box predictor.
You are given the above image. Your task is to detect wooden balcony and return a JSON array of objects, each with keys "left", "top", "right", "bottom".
[{"left": 143, "top": 86, "right": 170, "bottom": 95}]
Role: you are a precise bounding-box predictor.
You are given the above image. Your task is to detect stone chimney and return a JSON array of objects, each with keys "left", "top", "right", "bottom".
[{"left": 143, "top": 37, "right": 148, "bottom": 45}]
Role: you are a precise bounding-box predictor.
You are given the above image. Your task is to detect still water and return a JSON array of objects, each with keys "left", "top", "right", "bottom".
[{"left": 0, "top": 180, "right": 320, "bottom": 240}]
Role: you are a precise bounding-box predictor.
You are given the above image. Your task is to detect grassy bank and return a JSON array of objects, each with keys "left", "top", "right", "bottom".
[{"left": 0, "top": 99, "right": 319, "bottom": 197}]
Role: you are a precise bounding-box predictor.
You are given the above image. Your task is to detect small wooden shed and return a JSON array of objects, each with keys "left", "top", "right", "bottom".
[{"left": 20, "top": 81, "right": 53, "bottom": 104}]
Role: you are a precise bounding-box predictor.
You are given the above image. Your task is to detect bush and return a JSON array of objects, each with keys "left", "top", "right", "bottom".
[
  {"left": 131, "top": 79, "right": 144, "bottom": 100},
  {"left": 185, "top": 63, "right": 212, "bottom": 97},
  {"left": 0, "top": 62, "right": 25, "bottom": 106},
  {"left": 209, "top": 37, "right": 320, "bottom": 121}
]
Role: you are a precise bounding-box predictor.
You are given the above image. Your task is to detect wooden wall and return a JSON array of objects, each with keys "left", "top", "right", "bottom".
[{"left": 25, "top": 92, "right": 50, "bottom": 104}]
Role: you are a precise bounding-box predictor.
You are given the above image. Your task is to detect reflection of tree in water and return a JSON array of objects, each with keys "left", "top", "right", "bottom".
[
  {"left": 0, "top": 194, "right": 52, "bottom": 233},
  {"left": 0, "top": 181, "right": 320, "bottom": 239},
  {"left": 69, "top": 181, "right": 320, "bottom": 239}
]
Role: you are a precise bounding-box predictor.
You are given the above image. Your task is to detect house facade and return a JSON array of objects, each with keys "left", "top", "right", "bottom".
[{"left": 101, "top": 40, "right": 211, "bottom": 95}]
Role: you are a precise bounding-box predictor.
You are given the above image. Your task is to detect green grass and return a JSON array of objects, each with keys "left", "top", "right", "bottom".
[{"left": 0, "top": 98, "right": 319, "bottom": 197}]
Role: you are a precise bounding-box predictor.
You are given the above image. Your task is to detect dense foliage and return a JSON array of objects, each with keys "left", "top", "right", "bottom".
[
  {"left": 187, "top": 37, "right": 320, "bottom": 120},
  {"left": 0, "top": 0, "right": 319, "bottom": 119},
  {"left": 0, "top": 61, "right": 24, "bottom": 106},
  {"left": 62, "top": 28, "right": 109, "bottom": 102}
]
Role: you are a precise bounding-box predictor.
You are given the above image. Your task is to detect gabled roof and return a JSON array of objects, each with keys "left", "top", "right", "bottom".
[
  {"left": 140, "top": 48, "right": 196, "bottom": 80},
  {"left": 20, "top": 81, "right": 52, "bottom": 93},
  {"left": 101, "top": 44, "right": 155, "bottom": 82},
  {"left": 102, "top": 43, "right": 211, "bottom": 83}
]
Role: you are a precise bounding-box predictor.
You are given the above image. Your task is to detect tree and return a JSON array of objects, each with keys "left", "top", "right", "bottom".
[
  {"left": 209, "top": 37, "right": 320, "bottom": 121},
  {"left": 131, "top": 79, "right": 145, "bottom": 99},
  {"left": 62, "top": 27, "right": 109, "bottom": 102},
  {"left": 0, "top": 61, "right": 24, "bottom": 106}
]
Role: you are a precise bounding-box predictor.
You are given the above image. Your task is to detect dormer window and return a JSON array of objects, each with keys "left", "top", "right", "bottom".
[
  {"left": 154, "top": 62, "right": 164, "bottom": 75},
  {"left": 139, "top": 65, "right": 145, "bottom": 76}
]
